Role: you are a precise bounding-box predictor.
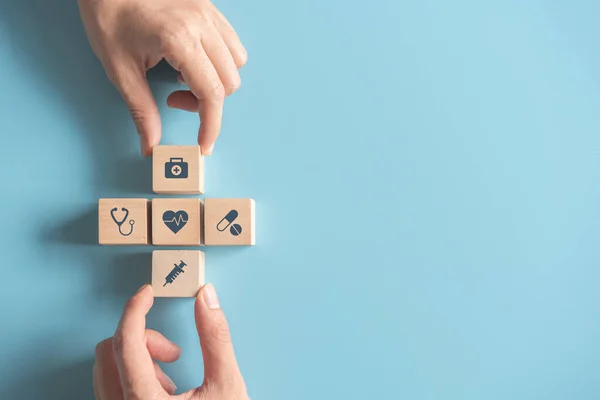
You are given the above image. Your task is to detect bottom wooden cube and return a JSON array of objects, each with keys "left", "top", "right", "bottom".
[{"left": 152, "top": 250, "right": 205, "bottom": 297}]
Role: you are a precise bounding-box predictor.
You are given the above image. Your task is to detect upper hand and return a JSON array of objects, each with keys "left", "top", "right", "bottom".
[
  {"left": 93, "top": 284, "right": 249, "bottom": 399},
  {"left": 78, "top": 0, "right": 247, "bottom": 156}
]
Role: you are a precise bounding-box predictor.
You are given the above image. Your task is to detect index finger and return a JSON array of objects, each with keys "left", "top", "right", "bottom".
[
  {"left": 113, "top": 285, "right": 163, "bottom": 397},
  {"left": 178, "top": 49, "right": 225, "bottom": 155}
]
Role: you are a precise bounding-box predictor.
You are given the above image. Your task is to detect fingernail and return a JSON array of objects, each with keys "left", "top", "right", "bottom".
[
  {"left": 136, "top": 284, "right": 149, "bottom": 294},
  {"left": 140, "top": 140, "right": 149, "bottom": 157},
  {"left": 177, "top": 75, "right": 186, "bottom": 85},
  {"left": 204, "top": 144, "right": 214, "bottom": 156},
  {"left": 166, "top": 376, "right": 177, "bottom": 393},
  {"left": 203, "top": 284, "right": 220, "bottom": 310}
]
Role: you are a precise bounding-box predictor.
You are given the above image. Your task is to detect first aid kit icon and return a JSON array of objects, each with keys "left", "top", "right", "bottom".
[{"left": 165, "top": 158, "right": 188, "bottom": 179}]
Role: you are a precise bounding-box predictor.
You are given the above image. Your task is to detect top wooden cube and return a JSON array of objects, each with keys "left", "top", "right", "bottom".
[{"left": 153, "top": 146, "right": 204, "bottom": 194}]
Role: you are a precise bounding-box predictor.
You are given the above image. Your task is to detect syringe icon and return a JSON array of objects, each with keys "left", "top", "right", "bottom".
[{"left": 163, "top": 260, "right": 187, "bottom": 287}]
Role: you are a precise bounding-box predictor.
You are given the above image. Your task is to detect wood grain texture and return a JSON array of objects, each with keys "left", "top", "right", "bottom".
[
  {"left": 98, "top": 198, "right": 150, "bottom": 245},
  {"left": 153, "top": 145, "right": 204, "bottom": 194},
  {"left": 152, "top": 250, "right": 205, "bottom": 297},
  {"left": 152, "top": 198, "right": 202, "bottom": 246},
  {"left": 204, "top": 198, "right": 255, "bottom": 246}
]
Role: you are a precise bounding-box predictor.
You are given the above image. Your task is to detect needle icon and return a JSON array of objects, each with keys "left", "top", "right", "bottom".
[{"left": 163, "top": 260, "right": 187, "bottom": 287}]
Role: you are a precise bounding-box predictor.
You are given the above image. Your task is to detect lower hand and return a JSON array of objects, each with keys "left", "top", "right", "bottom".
[
  {"left": 93, "top": 284, "right": 249, "bottom": 399},
  {"left": 78, "top": 0, "right": 247, "bottom": 156}
]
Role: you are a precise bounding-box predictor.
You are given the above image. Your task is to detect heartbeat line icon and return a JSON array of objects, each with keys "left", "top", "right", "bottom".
[
  {"left": 167, "top": 214, "right": 187, "bottom": 226},
  {"left": 162, "top": 210, "right": 189, "bottom": 234}
]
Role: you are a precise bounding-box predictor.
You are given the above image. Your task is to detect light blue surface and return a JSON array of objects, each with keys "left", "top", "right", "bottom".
[{"left": 1, "top": 0, "right": 600, "bottom": 398}]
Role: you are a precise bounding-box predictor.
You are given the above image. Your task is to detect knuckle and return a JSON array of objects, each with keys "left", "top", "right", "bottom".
[
  {"left": 104, "top": 65, "right": 124, "bottom": 88},
  {"left": 197, "top": 11, "right": 211, "bottom": 24},
  {"left": 211, "top": 318, "right": 232, "bottom": 344},
  {"left": 160, "top": 19, "right": 200, "bottom": 53},
  {"left": 105, "top": 70, "right": 119, "bottom": 86},
  {"left": 111, "top": 331, "right": 128, "bottom": 354},
  {"left": 237, "top": 51, "right": 248, "bottom": 68},
  {"left": 208, "top": 80, "right": 226, "bottom": 101},
  {"left": 104, "top": 60, "right": 134, "bottom": 90},
  {"left": 225, "top": 75, "right": 241, "bottom": 94},
  {"left": 128, "top": 106, "right": 148, "bottom": 129},
  {"left": 94, "top": 338, "right": 112, "bottom": 358}
]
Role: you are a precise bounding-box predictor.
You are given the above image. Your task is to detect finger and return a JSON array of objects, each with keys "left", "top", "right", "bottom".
[
  {"left": 93, "top": 364, "right": 101, "bottom": 400},
  {"left": 94, "top": 339, "right": 124, "bottom": 400},
  {"left": 146, "top": 329, "right": 181, "bottom": 363},
  {"left": 167, "top": 90, "right": 199, "bottom": 113},
  {"left": 112, "top": 65, "right": 161, "bottom": 156},
  {"left": 93, "top": 330, "right": 178, "bottom": 400},
  {"left": 113, "top": 285, "right": 164, "bottom": 397},
  {"left": 195, "top": 284, "right": 245, "bottom": 388},
  {"left": 154, "top": 362, "right": 177, "bottom": 395},
  {"left": 202, "top": 30, "right": 241, "bottom": 95},
  {"left": 210, "top": 7, "right": 248, "bottom": 68},
  {"left": 166, "top": 49, "right": 224, "bottom": 155}
]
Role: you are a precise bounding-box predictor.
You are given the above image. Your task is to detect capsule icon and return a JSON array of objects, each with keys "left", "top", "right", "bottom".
[{"left": 216, "top": 209, "right": 239, "bottom": 232}]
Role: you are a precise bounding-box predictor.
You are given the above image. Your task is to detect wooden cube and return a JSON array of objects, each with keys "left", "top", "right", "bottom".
[
  {"left": 152, "top": 250, "right": 205, "bottom": 297},
  {"left": 153, "top": 145, "right": 204, "bottom": 194},
  {"left": 152, "top": 198, "right": 202, "bottom": 246},
  {"left": 204, "top": 198, "right": 255, "bottom": 246},
  {"left": 98, "top": 198, "right": 150, "bottom": 245}
]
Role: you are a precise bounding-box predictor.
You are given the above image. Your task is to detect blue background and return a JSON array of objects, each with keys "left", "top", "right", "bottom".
[{"left": 1, "top": 0, "right": 599, "bottom": 399}]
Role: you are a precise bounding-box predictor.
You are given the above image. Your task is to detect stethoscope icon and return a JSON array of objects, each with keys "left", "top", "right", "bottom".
[{"left": 110, "top": 207, "right": 135, "bottom": 236}]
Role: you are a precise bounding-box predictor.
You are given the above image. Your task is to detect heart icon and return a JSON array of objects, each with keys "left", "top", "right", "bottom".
[{"left": 162, "top": 210, "right": 188, "bottom": 234}]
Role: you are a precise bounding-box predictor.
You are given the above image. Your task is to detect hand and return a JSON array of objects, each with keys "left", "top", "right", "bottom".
[
  {"left": 93, "top": 284, "right": 249, "bottom": 399},
  {"left": 78, "top": 0, "right": 247, "bottom": 156}
]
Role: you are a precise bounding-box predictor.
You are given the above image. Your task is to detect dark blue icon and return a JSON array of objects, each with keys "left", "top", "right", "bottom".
[
  {"left": 110, "top": 207, "right": 135, "bottom": 236},
  {"left": 230, "top": 224, "right": 242, "bottom": 236},
  {"left": 165, "top": 158, "right": 188, "bottom": 179},
  {"left": 163, "top": 260, "right": 187, "bottom": 287},
  {"left": 162, "top": 210, "right": 188, "bottom": 234},
  {"left": 217, "top": 209, "right": 238, "bottom": 232},
  {"left": 217, "top": 210, "right": 242, "bottom": 236}
]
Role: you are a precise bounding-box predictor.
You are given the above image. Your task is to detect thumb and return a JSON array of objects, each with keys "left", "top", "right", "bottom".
[
  {"left": 113, "top": 285, "right": 164, "bottom": 398},
  {"left": 112, "top": 65, "right": 161, "bottom": 156},
  {"left": 195, "top": 284, "right": 244, "bottom": 387}
]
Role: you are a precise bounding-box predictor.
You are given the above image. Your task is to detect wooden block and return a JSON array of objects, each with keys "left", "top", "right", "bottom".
[
  {"left": 152, "top": 198, "right": 202, "bottom": 246},
  {"left": 152, "top": 250, "right": 205, "bottom": 297},
  {"left": 204, "top": 198, "right": 255, "bottom": 246},
  {"left": 153, "top": 145, "right": 204, "bottom": 194},
  {"left": 98, "top": 198, "right": 150, "bottom": 245}
]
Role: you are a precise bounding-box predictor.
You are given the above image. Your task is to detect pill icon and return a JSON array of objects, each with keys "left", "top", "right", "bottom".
[
  {"left": 230, "top": 224, "right": 242, "bottom": 236},
  {"left": 216, "top": 209, "right": 239, "bottom": 232}
]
